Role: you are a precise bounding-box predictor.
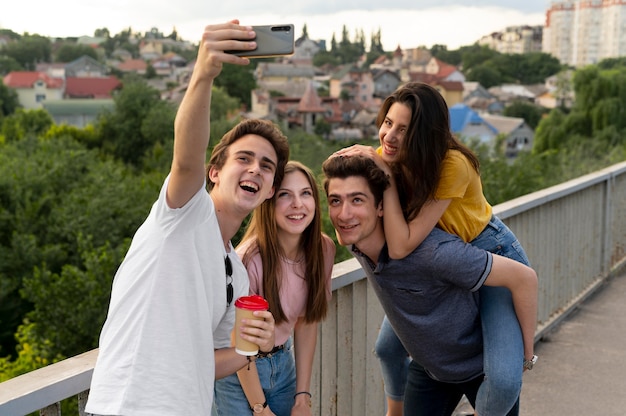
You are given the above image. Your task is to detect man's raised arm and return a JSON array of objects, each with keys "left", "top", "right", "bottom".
[{"left": 167, "top": 21, "right": 256, "bottom": 208}]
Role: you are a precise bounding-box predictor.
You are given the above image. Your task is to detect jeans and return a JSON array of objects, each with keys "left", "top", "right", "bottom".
[
  {"left": 375, "top": 215, "right": 530, "bottom": 415},
  {"left": 470, "top": 215, "right": 530, "bottom": 416},
  {"left": 404, "top": 360, "right": 517, "bottom": 416},
  {"left": 214, "top": 338, "right": 296, "bottom": 416},
  {"left": 374, "top": 315, "right": 410, "bottom": 401}
]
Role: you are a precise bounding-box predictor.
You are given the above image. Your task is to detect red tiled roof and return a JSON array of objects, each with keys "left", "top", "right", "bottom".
[
  {"left": 116, "top": 59, "right": 148, "bottom": 72},
  {"left": 436, "top": 80, "right": 463, "bottom": 92},
  {"left": 65, "top": 76, "right": 122, "bottom": 98},
  {"left": 3, "top": 71, "right": 64, "bottom": 89},
  {"left": 408, "top": 72, "right": 439, "bottom": 83},
  {"left": 433, "top": 58, "right": 458, "bottom": 78},
  {"left": 297, "top": 81, "right": 326, "bottom": 113}
]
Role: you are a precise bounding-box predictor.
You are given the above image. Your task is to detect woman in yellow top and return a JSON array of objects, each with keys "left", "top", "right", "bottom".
[{"left": 335, "top": 82, "right": 535, "bottom": 416}]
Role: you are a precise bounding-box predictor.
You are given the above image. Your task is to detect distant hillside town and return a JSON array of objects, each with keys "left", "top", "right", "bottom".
[{"left": 4, "top": 0, "right": 622, "bottom": 156}]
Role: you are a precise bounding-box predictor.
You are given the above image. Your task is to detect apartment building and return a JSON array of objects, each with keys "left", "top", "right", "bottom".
[
  {"left": 478, "top": 25, "right": 543, "bottom": 54},
  {"left": 543, "top": 0, "right": 626, "bottom": 66}
]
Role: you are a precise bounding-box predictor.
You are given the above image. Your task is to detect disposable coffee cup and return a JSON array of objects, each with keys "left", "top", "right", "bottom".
[{"left": 234, "top": 295, "right": 269, "bottom": 356}]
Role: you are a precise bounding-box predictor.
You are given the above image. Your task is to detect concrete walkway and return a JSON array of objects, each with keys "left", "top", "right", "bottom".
[{"left": 519, "top": 272, "right": 626, "bottom": 415}]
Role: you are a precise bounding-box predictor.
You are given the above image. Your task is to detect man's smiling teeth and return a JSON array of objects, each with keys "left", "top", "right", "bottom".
[{"left": 240, "top": 181, "right": 259, "bottom": 192}]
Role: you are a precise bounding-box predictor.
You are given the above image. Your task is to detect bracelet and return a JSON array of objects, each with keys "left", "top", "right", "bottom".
[{"left": 294, "top": 391, "right": 312, "bottom": 399}]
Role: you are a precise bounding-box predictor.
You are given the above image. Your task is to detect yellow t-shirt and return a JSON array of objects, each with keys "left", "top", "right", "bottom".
[
  {"left": 435, "top": 149, "right": 491, "bottom": 242},
  {"left": 377, "top": 147, "right": 492, "bottom": 242}
]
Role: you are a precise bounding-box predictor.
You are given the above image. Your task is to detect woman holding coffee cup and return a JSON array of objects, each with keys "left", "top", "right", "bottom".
[{"left": 214, "top": 161, "right": 335, "bottom": 416}]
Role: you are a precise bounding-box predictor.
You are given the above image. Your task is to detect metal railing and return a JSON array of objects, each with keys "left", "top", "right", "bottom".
[{"left": 2, "top": 161, "right": 626, "bottom": 416}]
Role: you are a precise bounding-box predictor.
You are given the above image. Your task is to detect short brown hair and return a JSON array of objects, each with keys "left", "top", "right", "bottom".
[
  {"left": 206, "top": 119, "right": 290, "bottom": 191},
  {"left": 322, "top": 155, "right": 389, "bottom": 206}
]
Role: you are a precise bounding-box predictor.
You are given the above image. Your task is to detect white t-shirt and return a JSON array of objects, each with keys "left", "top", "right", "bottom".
[{"left": 86, "top": 175, "right": 248, "bottom": 416}]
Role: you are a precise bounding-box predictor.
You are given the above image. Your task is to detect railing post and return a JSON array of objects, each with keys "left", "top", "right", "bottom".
[
  {"left": 39, "top": 403, "right": 60, "bottom": 416},
  {"left": 78, "top": 390, "right": 89, "bottom": 416}
]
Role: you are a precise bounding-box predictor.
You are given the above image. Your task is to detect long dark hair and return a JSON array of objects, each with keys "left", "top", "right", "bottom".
[{"left": 376, "top": 82, "right": 480, "bottom": 220}]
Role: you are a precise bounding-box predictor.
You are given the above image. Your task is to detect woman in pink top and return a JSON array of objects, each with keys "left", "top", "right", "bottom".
[{"left": 214, "top": 161, "right": 336, "bottom": 416}]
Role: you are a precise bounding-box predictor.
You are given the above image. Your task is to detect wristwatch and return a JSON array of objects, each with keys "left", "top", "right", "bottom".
[
  {"left": 252, "top": 401, "right": 268, "bottom": 413},
  {"left": 523, "top": 354, "right": 538, "bottom": 370}
]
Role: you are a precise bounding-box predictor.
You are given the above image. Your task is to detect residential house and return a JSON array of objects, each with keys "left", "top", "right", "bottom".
[
  {"left": 43, "top": 99, "right": 114, "bottom": 128},
  {"left": 111, "top": 48, "right": 133, "bottom": 62},
  {"left": 463, "top": 82, "right": 494, "bottom": 102},
  {"left": 139, "top": 40, "right": 163, "bottom": 61},
  {"left": 406, "top": 57, "right": 465, "bottom": 107},
  {"left": 64, "top": 76, "right": 121, "bottom": 99},
  {"left": 297, "top": 81, "right": 328, "bottom": 133},
  {"left": 463, "top": 82, "right": 500, "bottom": 113},
  {"left": 371, "top": 69, "right": 401, "bottom": 99},
  {"left": 291, "top": 34, "right": 323, "bottom": 65},
  {"left": 488, "top": 83, "right": 548, "bottom": 105},
  {"left": 434, "top": 81, "right": 464, "bottom": 108},
  {"left": 329, "top": 65, "right": 376, "bottom": 110},
  {"left": 76, "top": 36, "right": 106, "bottom": 47},
  {"left": 254, "top": 62, "right": 316, "bottom": 100},
  {"left": 269, "top": 80, "right": 342, "bottom": 134},
  {"left": 543, "top": 70, "right": 575, "bottom": 108},
  {"left": 450, "top": 103, "right": 534, "bottom": 156},
  {"left": 35, "top": 62, "right": 67, "bottom": 78},
  {"left": 116, "top": 59, "right": 148, "bottom": 75},
  {"left": 424, "top": 57, "right": 465, "bottom": 82},
  {"left": 535, "top": 90, "right": 558, "bottom": 109},
  {"left": 481, "top": 113, "right": 534, "bottom": 157},
  {"left": 350, "top": 108, "right": 379, "bottom": 140},
  {"left": 65, "top": 55, "right": 109, "bottom": 77},
  {"left": 407, "top": 73, "right": 464, "bottom": 108},
  {"left": 3, "top": 71, "right": 64, "bottom": 109},
  {"left": 370, "top": 46, "right": 404, "bottom": 73},
  {"left": 449, "top": 103, "right": 498, "bottom": 146},
  {"left": 150, "top": 52, "right": 188, "bottom": 77}
]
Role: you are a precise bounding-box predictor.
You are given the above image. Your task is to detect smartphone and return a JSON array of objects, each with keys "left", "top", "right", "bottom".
[{"left": 226, "top": 24, "right": 294, "bottom": 58}]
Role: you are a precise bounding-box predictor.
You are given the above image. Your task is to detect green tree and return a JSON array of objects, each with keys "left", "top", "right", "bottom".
[
  {"left": 312, "top": 50, "right": 340, "bottom": 67},
  {"left": 95, "top": 75, "right": 175, "bottom": 166},
  {"left": 2, "top": 34, "right": 51, "bottom": 70},
  {"left": 466, "top": 64, "right": 502, "bottom": 88},
  {"left": 503, "top": 100, "right": 550, "bottom": 129},
  {"left": 0, "top": 80, "right": 20, "bottom": 118},
  {"left": 532, "top": 108, "right": 567, "bottom": 154},
  {"left": 0, "top": 56, "right": 23, "bottom": 75},
  {"left": 0, "top": 133, "right": 163, "bottom": 361},
  {"left": 0, "top": 108, "right": 53, "bottom": 141},
  {"left": 94, "top": 27, "right": 110, "bottom": 38},
  {"left": 430, "top": 45, "right": 462, "bottom": 66},
  {"left": 460, "top": 44, "right": 499, "bottom": 72},
  {"left": 145, "top": 63, "right": 157, "bottom": 79},
  {"left": 54, "top": 43, "right": 98, "bottom": 62},
  {"left": 213, "top": 63, "right": 256, "bottom": 109}
]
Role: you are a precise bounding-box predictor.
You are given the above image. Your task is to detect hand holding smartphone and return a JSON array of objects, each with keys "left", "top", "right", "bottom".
[{"left": 226, "top": 24, "right": 295, "bottom": 58}]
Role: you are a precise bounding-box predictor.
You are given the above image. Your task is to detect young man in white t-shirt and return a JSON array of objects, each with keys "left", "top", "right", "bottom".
[{"left": 86, "top": 21, "right": 290, "bottom": 416}]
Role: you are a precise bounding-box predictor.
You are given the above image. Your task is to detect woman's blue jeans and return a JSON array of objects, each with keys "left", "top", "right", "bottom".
[
  {"left": 375, "top": 215, "right": 530, "bottom": 415},
  {"left": 214, "top": 338, "right": 296, "bottom": 416}
]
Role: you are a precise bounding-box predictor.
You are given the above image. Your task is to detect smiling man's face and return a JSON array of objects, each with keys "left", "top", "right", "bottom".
[{"left": 326, "top": 175, "right": 383, "bottom": 248}]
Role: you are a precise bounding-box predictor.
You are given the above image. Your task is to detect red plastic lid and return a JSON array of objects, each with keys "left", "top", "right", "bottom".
[{"left": 234, "top": 295, "right": 269, "bottom": 311}]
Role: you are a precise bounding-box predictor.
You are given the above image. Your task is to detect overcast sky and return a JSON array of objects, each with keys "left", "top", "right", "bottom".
[{"left": 1, "top": 1, "right": 550, "bottom": 50}]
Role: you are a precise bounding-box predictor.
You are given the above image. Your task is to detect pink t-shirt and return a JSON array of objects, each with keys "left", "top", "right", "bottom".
[{"left": 236, "top": 234, "right": 335, "bottom": 345}]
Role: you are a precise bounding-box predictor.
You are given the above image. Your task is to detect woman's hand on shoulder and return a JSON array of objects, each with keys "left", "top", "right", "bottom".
[{"left": 331, "top": 145, "right": 392, "bottom": 176}]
